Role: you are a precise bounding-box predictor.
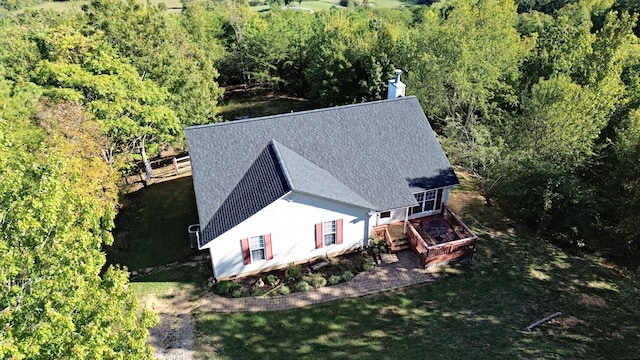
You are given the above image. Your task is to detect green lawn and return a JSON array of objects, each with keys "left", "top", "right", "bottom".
[
  {"left": 129, "top": 262, "right": 211, "bottom": 300},
  {"left": 106, "top": 176, "right": 199, "bottom": 271},
  {"left": 194, "top": 193, "right": 640, "bottom": 359},
  {"left": 216, "top": 93, "right": 317, "bottom": 121}
]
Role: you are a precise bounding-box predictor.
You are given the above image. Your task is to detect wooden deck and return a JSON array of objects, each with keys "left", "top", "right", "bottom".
[{"left": 372, "top": 204, "right": 477, "bottom": 269}]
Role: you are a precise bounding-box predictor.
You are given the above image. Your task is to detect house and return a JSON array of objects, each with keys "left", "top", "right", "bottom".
[{"left": 186, "top": 72, "right": 477, "bottom": 280}]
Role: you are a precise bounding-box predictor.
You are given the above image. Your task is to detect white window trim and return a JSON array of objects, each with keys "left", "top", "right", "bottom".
[
  {"left": 249, "top": 235, "right": 266, "bottom": 262},
  {"left": 323, "top": 220, "right": 336, "bottom": 246},
  {"left": 410, "top": 189, "right": 438, "bottom": 215}
]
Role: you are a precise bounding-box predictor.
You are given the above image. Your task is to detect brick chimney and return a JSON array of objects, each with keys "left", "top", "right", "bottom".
[{"left": 387, "top": 69, "right": 406, "bottom": 99}]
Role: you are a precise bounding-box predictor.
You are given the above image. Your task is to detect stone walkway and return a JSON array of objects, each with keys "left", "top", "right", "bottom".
[{"left": 198, "top": 251, "right": 436, "bottom": 313}]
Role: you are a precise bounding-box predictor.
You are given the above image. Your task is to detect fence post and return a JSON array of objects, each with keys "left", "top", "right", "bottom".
[{"left": 173, "top": 157, "right": 178, "bottom": 175}]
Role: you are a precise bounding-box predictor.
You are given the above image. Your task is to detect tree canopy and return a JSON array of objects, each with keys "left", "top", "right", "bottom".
[{"left": 1, "top": 0, "right": 640, "bottom": 355}]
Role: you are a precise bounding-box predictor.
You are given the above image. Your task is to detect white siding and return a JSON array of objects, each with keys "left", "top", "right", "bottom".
[
  {"left": 375, "top": 208, "right": 407, "bottom": 226},
  {"left": 375, "top": 187, "right": 453, "bottom": 225},
  {"left": 204, "top": 192, "right": 370, "bottom": 279}
]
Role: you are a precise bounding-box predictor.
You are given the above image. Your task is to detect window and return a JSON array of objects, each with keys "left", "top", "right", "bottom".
[
  {"left": 380, "top": 211, "right": 391, "bottom": 218},
  {"left": 410, "top": 190, "right": 438, "bottom": 215},
  {"left": 249, "top": 235, "right": 266, "bottom": 261},
  {"left": 323, "top": 220, "right": 336, "bottom": 246},
  {"left": 241, "top": 234, "right": 272, "bottom": 265},
  {"left": 315, "top": 219, "right": 343, "bottom": 248}
]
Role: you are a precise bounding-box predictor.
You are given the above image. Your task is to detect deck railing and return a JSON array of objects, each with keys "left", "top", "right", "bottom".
[
  {"left": 374, "top": 205, "right": 478, "bottom": 268},
  {"left": 406, "top": 222, "right": 430, "bottom": 265},
  {"left": 371, "top": 226, "right": 391, "bottom": 248},
  {"left": 441, "top": 204, "right": 476, "bottom": 240}
]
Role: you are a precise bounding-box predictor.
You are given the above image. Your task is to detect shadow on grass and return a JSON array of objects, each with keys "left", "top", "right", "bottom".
[
  {"left": 193, "top": 192, "right": 640, "bottom": 359},
  {"left": 129, "top": 262, "right": 212, "bottom": 301},
  {"left": 217, "top": 93, "right": 316, "bottom": 121},
  {"left": 106, "top": 176, "right": 199, "bottom": 271}
]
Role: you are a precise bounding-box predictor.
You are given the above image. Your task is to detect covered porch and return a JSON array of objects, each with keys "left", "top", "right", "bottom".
[{"left": 371, "top": 204, "right": 477, "bottom": 269}]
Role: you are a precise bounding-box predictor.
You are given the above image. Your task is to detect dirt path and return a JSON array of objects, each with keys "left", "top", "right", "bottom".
[{"left": 144, "top": 291, "right": 201, "bottom": 360}]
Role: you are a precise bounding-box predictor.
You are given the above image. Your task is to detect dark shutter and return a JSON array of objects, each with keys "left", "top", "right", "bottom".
[
  {"left": 264, "top": 234, "right": 273, "bottom": 260},
  {"left": 436, "top": 188, "right": 443, "bottom": 210},
  {"left": 241, "top": 238, "right": 251, "bottom": 265},
  {"left": 315, "top": 223, "right": 323, "bottom": 249},
  {"left": 336, "top": 219, "right": 344, "bottom": 244}
]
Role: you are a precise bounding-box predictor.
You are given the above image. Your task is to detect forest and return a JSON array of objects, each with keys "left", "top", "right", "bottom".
[{"left": 1, "top": 0, "right": 639, "bottom": 357}]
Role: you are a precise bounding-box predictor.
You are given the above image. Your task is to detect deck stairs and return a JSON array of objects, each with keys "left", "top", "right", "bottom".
[{"left": 386, "top": 223, "right": 410, "bottom": 253}]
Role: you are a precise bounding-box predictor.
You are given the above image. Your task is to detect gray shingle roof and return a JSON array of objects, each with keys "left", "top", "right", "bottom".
[
  {"left": 186, "top": 96, "right": 459, "bottom": 247},
  {"left": 197, "top": 142, "right": 291, "bottom": 248},
  {"left": 271, "top": 140, "right": 376, "bottom": 210}
]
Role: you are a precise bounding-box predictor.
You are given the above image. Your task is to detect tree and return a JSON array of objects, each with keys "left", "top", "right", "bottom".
[
  {"left": 501, "top": 3, "right": 639, "bottom": 244},
  {"left": 497, "top": 76, "right": 604, "bottom": 235},
  {"left": 31, "top": 26, "right": 180, "bottom": 170},
  {"left": 83, "top": 0, "right": 223, "bottom": 127},
  {"left": 240, "top": 8, "right": 314, "bottom": 94},
  {"left": 605, "top": 109, "right": 640, "bottom": 255},
  {"left": 0, "top": 92, "right": 156, "bottom": 359},
  {"left": 397, "top": 0, "right": 531, "bottom": 204},
  {"left": 305, "top": 10, "right": 394, "bottom": 106}
]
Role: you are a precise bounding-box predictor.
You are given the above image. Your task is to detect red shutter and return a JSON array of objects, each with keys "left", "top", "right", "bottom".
[
  {"left": 315, "top": 223, "right": 323, "bottom": 249},
  {"left": 336, "top": 219, "right": 343, "bottom": 244},
  {"left": 240, "top": 238, "right": 251, "bottom": 265},
  {"left": 264, "top": 234, "right": 273, "bottom": 260},
  {"left": 436, "top": 189, "right": 443, "bottom": 210}
]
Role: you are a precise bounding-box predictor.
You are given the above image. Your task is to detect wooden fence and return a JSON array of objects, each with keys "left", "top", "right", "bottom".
[{"left": 173, "top": 156, "right": 191, "bottom": 175}]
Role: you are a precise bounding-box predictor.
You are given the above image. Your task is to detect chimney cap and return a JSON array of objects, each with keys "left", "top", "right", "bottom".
[{"left": 394, "top": 69, "right": 403, "bottom": 75}]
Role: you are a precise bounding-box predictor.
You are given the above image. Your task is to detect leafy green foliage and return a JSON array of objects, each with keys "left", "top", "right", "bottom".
[
  {"left": 0, "top": 116, "right": 155, "bottom": 358},
  {"left": 329, "top": 275, "right": 342, "bottom": 285},
  {"left": 309, "top": 275, "right": 327, "bottom": 288},
  {"left": 341, "top": 270, "right": 354, "bottom": 282},
  {"left": 304, "top": 9, "right": 395, "bottom": 105},
  {"left": 293, "top": 280, "right": 310, "bottom": 292},
  {"left": 83, "top": 0, "right": 223, "bottom": 128}
]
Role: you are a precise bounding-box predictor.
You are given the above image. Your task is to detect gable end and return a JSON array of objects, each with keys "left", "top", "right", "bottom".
[{"left": 199, "top": 143, "right": 291, "bottom": 247}]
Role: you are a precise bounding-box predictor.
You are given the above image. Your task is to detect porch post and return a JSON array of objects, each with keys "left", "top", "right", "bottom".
[{"left": 403, "top": 207, "right": 409, "bottom": 234}]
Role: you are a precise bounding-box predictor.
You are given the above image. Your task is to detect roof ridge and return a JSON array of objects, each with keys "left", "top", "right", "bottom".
[
  {"left": 269, "top": 139, "right": 294, "bottom": 189},
  {"left": 271, "top": 141, "right": 376, "bottom": 210},
  {"left": 186, "top": 96, "right": 417, "bottom": 130}
]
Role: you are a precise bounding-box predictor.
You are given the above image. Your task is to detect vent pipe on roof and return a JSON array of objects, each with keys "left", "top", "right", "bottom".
[{"left": 387, "top": 69, "right": 406, "bottom": 99}]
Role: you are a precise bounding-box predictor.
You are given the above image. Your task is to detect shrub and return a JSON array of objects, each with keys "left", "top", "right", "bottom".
[
  {"left": 251, "top": 284, "right": 266, "bottom": 297},
  {"left": 310, "top": 276, "right": 327, "bottom": 288},
  {"left": 278, "top": 285, "right": 291, "bottom": 295},
  {"left": 341, "top": 270, "right": 354, "bottom": 282},
  {"left": 367, "top": 235, "right": 387, "bottom": 256},
  {"left": 293, "top": 280, "right": 309, "bottom": 292},
  {"left": 286, "top": 263, "right": 303, "bottom": 283},
  {"left": 214, "top": 280, "right": 240, "bottom": 296},
  {"left": 329, "top": 275, "right": 342, "bottom": 285},
  {"left": 266, "top": 274, "right": 278, "bottom": 286},
  {"left": 363, "top": 261, "right": 375, "bottom": 272},
  {"left": 231, "top": 289, "right": 242, "bottom": 298}
]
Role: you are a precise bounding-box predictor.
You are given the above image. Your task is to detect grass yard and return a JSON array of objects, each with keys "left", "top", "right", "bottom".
[
  {"left": 129, "top": 262, "right": 211, "bottom": 301},
  {"left": 216, "top": 92, "right": 317, "bottom": 121},
  {"left": 194, "top": 191, "right": 640, "bottom": 359},
  {"left": 107, "top": 176, "right": 199, "bottom": 271}
]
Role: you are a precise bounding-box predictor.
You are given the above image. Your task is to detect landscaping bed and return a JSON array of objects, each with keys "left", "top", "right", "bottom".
[{"left": 211, "top": 251, "right": 378, "bottom": 298}]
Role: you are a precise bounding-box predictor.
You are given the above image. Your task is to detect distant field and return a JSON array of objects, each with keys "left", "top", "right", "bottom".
[
  {"left": 14, "top": 0, "right": 183, "bottom": 13},
  {"left": 15, "top": 0, "right": 412, "bottom": 14},
  {"left": 255, "top": 0, "right": 413, "bottom": 12}
]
